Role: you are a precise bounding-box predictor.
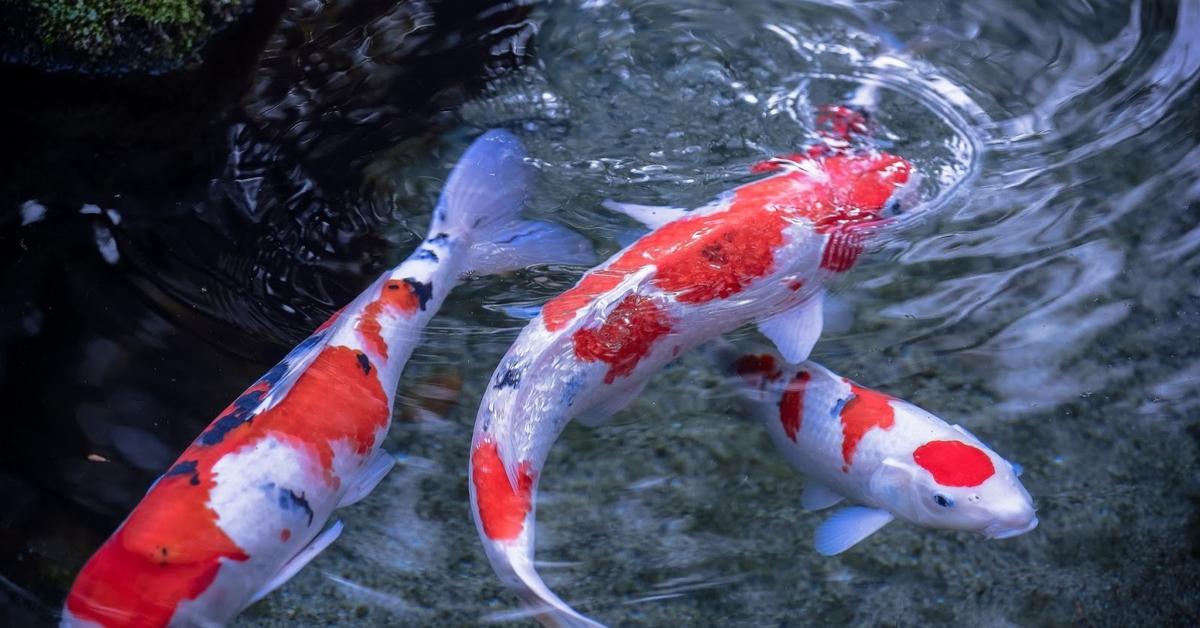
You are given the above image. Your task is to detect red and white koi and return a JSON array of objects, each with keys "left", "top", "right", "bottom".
[
  {"left": 468, "top": 107, "right": 920, "bottom": 626},
  {"left": 62, "top": 131, "right": 591, "bottom": 628},
  {"left": 715, "top": 345, "right": 1037, "bottom": 556}
]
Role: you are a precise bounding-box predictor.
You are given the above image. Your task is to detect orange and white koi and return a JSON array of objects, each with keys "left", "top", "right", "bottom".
[
  {"left": 62, "top": 130, "right": 591, "bottom": 628},
  {"left": 715, "top": 345, "right": 1037, "bottom": 556},
  {"left": 468, "top": 107, "right": 920, "bottom": 626}
]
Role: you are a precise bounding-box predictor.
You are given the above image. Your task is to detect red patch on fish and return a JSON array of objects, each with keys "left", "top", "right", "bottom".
[
  {"left": 652, "top": 213, "right": 787, "bottom": 303},
  {"left": 472, "top": 440, "right": 535, "bottom": 541},
  {"left": 779, "top": 371, "right": 811, "bottom": 442},
  {"left": 280, "top": 529, "right": 291, "bottom": 542},
  {"left": 838, "top": 382, "right": 896, "bottom": 471},
  {"left": 64, "top": 465, "right": 249, "bottom": 626},
  {"left": 541, "top": 148, "right": 910, "bottom": 332},
  {"left": 65, "top": 345, "right": 391, "bottom": 624},
  {"left": 357, "top": 280, "right": 421, "bottom": 359},
  {"left": 819, "top": 228, "right": 864, "bottom": 273},
  {"left": 573, "top": 295, "right": 673, "bottom": 384},
  {"left": 733, "top": 353, "right": 783, "bottom": 382},
  {"left": 913, "top": 440, "right": 996, "bottom": 487},
  {"left": 816, "top": 105, "right": 869, "bottom": 142}
]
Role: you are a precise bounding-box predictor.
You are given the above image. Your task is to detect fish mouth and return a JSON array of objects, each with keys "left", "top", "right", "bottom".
[{"left": 984, "top": 516, "right": 1039, "bottom": 540}]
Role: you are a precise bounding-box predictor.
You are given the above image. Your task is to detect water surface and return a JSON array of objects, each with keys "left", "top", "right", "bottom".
[{"left": 2, "top": 0, "right": 1198, "bottom": 625}]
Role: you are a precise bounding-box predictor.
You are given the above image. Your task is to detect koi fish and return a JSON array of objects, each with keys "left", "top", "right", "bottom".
[
  {"left": 468, "top": 107, "right": 920, "bottom": 626},
  {"left": 714, "top": 344, "right": 1037, "bottom": 555},
  {"left": 62, "top": 130, "right": 592, "bottom": 628}
]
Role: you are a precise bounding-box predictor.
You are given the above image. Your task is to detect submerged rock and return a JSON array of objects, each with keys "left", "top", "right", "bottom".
[{"left": 1, "top": 0, "right": 254, "bottom": 73}]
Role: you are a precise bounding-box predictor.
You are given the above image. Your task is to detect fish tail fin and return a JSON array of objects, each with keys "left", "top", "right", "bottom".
[
  {"left": 432, "top": 129, "right": 594, "bottom": 275},
  {"left": 484, "top": 536, "right": 604, "bottom": 628}
]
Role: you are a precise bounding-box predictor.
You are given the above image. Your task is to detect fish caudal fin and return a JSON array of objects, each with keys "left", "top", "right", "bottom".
[
  {"left": 434, "top": 130, "right": 594, "bottom": 275},
  {"left": 484, "top": 537, "right": 605, "bottom": 628}
]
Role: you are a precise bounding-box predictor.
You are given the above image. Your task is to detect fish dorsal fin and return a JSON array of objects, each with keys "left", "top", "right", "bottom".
[
  {"left": 600, "top": 200, "right": 689, "bottom": 229},
  {"left": 247, "top": 520, "right": 345, "bottom": 607},
  {"left": 337, "top": 450, "right": 396, "bottom": 509},
  {"left": 257, "top": 331, "right": 331, "bottom": 413},
  {"left": 801, "top": 481, "right": 846, "bottom": 511},
  {"left": 813, "top": 506, "right": 894, "bottom": 556},
  {"left": 758, "top": 293, "right": 825, "bottom": 364}
]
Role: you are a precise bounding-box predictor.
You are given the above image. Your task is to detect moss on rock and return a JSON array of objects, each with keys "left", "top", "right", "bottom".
[{"left": 3, "top": 0, "right": 248, "bottom": 72}]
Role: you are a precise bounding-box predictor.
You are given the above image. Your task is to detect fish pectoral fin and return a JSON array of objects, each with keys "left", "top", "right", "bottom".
[
  {"left": 337, "top": 450, "right": 396, "bottom": 509},
  {"left": 758, "top": 293, "right": 825, "bottom": 364},
  {"left": 600, "top": 199, "right": 689, "bottom": 229},
  {"left": 801, "top": 481, "right": 846, "bottom": 511},
  {"left": 247, "top": 520, "right": 345, "bottom": 607},
  {"left": 575, "top": 381, "right": 650, "bottom": 427},
  {"left": 813, "top": 506, "right": 894, "bottom": 556}
]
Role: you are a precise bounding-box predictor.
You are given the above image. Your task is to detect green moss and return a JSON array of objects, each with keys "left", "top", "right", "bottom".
[{"left": 23, "top": 0, "right": 240, "bottom": 69}]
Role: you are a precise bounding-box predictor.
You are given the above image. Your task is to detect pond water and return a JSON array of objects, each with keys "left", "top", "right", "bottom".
[{"left": 2, "top": 0, "right": 1198, "bottom": 625}]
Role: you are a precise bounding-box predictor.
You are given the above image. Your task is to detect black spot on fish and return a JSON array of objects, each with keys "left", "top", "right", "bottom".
[
  {"left": 415, "top": 248, "right": 439, "bottom": 262},
  {"left": 429, "top": 232, "right": 450, "bottom": 244},
  {"left": 267, "top": 483, "right": 315, "bottom": 527},
  {"left": 493, "top": 367, "right": 522, "bottom": 390},
  {"left": 163, "top": 460, "right": 200, "bottom": 486},
  {"left": 199, "top": 388, "right": 265, "bottom": 445},
  {"left": 356, "top": 352, "right": 372, "bottom": 376},
  {"left": 262, "top": 360, "right": 289, "bottom": 388},
  {"left": 404, "top": 278, "right": 433, "bottom": 310}
]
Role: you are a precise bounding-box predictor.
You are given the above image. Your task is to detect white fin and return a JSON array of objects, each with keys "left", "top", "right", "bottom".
[
  {"left": 801, "top": 481, "right": 846, "bottom": 511},
  {"left": 247, "top": 520, "right": 345, "bottom": 606},
  {"left": 433, "top": 130, "right": 595, "bottom": 275},
  {"left": 499, "top": 542, "right": 606, "bottom": 628},
  {"left": 758, "top": 293, "right": 825, "bottom": 364},
  {"left": 813, "top": 506, "right": 894, "bottom": 556},
  {"left": 337, "top": 450, "right": 396, "bottom": 509},
  {"left": 600, "top": 199, "right": 689, "bottom": 229}
]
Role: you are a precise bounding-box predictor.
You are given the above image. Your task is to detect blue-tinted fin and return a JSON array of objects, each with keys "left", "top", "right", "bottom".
[
  {"left": 247, "top": 520, "right": 345, "bottom": 607},
  {"left": 431, "top": 130, "right": 594, "bottom": 275},
  {"left": 814, "top": 506, "right": 894, "bottom": 556},
  {"left": 337, "top": 450, "right": 396, "bottom": 509},
  {"left": 801, "top": 481, "right": 846, "bottom": 511}
]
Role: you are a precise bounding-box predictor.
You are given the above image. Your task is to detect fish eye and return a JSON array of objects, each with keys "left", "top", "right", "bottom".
[
  {"left": 933, "top": 493, "right": 954, "bottom": 508},
  {"left": 886, "top": 198, "right": 902, "bottom": 216}
]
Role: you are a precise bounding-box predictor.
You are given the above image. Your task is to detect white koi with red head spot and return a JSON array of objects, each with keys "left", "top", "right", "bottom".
[
  {"left": 61, "top": 131, "right": 592, "bottom": 628},
  {"left": 468, "top": 107, "right": 920, "bottom": 626},
  {"left": 717, "top": 346, "right": 1037, "bottom": 556}
]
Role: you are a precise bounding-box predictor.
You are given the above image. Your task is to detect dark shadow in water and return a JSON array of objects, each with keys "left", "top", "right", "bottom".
[{"left": 0, "top": 0, "right": 534, "bottom": 618}]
